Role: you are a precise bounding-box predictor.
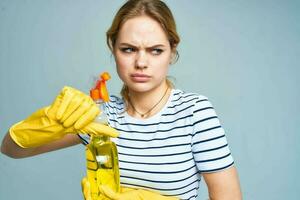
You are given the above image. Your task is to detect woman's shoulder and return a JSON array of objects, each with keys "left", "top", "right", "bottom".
[
  {"left": 163, "top": 89, "right": 214, "bottom": 123},
  {"left": 172, "top": 88, "right": 209, "bottom": 103},
  {"left": 171, "top": 89, "right": 219, "bottom": 123},
  {"left": 173, "top": 88, "right": 216, "bottom": 111}
]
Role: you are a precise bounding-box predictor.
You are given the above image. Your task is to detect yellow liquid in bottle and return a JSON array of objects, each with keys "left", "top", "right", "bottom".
[{"left": 86, "top": 135, "right": 120, "bottom": 200}]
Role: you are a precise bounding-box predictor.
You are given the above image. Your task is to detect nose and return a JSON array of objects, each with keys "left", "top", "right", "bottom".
[{"left": 135, "top": 51, "right": 148, "bottom": 69}]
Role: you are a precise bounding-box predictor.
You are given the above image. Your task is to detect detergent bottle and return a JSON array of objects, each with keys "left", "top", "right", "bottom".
[{"left": 86, "top": 72, "right": 120, "bottom": 200}]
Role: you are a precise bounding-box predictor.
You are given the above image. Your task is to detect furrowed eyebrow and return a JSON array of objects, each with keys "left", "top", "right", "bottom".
[{"left": 119, "top": 43, "right": 166, "bottom": 48}]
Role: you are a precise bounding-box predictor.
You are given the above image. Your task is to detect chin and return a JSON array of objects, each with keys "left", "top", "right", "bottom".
[{"left": 127, "top": 83, "right": 154, "bottom": 93}]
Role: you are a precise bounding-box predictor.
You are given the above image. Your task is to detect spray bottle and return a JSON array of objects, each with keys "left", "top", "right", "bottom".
[{"left": 86, "top": 72, "right": 120, "bottom": 199}]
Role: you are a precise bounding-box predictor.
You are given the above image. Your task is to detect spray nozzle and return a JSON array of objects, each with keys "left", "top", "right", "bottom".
[{"left": 90, "top": 72, "right": 111, "bottom": 102}]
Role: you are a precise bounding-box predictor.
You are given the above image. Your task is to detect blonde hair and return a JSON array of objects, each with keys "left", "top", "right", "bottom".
[{"left": 106, "top": 0, "right": 180, "bottom": 104}]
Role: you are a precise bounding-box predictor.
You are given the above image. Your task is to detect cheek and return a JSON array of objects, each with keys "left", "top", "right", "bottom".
[
  {"left": 153, "top": 54, "right": 171, "bottom": 71},
  {"left": 160, "top": 54, "right": 171, "bottom": 75},
  {"left": 115, "top": 60, "right": 126, "bottom": 79},
  {"left": 115, "top": 54, "right": 131, "bottom": 81},
  {"left": 161, "top": 64, "right": 170, "bottom": 78},
  {"left": 156, "top": 49, "right": 172, "bottom": 65},
  {"left": 153, "top": 59, "right": 170, "bottom": 79},
  {"left": 115, "top": 52, "right": 133, "bottom": 68}
]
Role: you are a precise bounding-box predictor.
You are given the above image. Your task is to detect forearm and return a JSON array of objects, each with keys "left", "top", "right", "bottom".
[
  {"left": 1, "top": 132, "right": 81, "bottom": 158},
  {"left": 204, "top": 166, "right": 242, "bottom": 200},
  {"left": 209, "top": 191, "right": 242, "bottom": 200},
  {"left": 208, "top": 178, "right": 242, "bottom": 200},
  {"left": 209, "top": 194, "right": 242, "bottom": 200},
  {"left": 1, "top": 132, "right": 32, "bottom": 158}
]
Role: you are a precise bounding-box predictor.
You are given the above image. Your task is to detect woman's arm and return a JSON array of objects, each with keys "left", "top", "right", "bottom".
[
  {"left": 1, "top": 132, "right": 81, "bottom": 159},
  {"left": 202, "top": 166, "right": 242, "bottom": 200}
]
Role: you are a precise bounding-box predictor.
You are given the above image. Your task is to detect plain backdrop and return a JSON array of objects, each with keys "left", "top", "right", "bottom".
[{"left": 0, "top": 0, "right": 299, "bottom": 199}]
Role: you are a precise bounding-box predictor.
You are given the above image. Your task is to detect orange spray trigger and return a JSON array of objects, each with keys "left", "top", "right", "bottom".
[
  {"left": 90, "top": 72, "right": 111, "bottom": 102},
  {"left": 90, "top": 89, "right": 100, "bottom": 101}
]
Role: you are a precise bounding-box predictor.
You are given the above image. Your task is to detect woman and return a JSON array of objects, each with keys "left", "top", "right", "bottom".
[{"left": 1, "top": 0, "right": 242, "bottom": 199}]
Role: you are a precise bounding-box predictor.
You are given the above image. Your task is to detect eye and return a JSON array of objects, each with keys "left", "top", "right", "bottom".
[
  {"left": 151, "top": 48, "right": 163, "bottom": 55},
  {"left": 120, "top": 47, "right": 135, "bottom": 53}
]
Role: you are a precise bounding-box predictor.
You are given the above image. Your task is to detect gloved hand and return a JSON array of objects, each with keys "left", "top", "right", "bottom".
[
  {"left": 82, "top": 177, "right": 93, "bottom": 200},
  {"left": 100, "top": 185, "right": 179, "bottom": 200},
  {"left": 81, "top": 177, "right": 178, "bottom": 200},
  {"left": 9, "top": 86, "right": 118, "bottom": 148},
  {"left": 82, "top": 177, "right": 111, "bottom": 200}
]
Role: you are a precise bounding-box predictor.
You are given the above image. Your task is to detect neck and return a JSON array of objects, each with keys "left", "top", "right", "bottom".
[{"left": 127, "top": 82, "right": 170, "bottom": 118}]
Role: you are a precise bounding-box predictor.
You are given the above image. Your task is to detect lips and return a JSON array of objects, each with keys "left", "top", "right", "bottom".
[{"left": 130, "top": 73, "right": 151, "bottom": 82}]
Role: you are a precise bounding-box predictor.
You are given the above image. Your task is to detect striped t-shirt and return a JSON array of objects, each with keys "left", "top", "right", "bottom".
[{"left": 79, "top": 89, "right": 234, "bottom": 200}]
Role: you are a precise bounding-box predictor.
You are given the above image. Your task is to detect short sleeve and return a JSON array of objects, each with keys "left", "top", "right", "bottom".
[
  {"left": 191, "top": 96, "right": 234, "bottom": 173},
  {"left": 77, "top": 133, "right": 90, "bottom": 145}
]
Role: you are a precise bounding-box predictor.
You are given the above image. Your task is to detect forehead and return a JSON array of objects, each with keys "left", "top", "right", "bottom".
[{"left": 117, "top": 15, "right": 169, "bottom": 45}]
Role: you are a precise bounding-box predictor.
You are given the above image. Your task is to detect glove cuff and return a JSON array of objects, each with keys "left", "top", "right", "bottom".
[
  {"left": 8, "top": 107, "right": 65, "bottom": 148},
  {"left": 9, "top": 121, "right": 28, "bottom": 148}
]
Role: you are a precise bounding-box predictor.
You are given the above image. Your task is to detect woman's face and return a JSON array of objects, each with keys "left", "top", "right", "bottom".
[{"left": 113, "top": 15, "right": 173, "bottom": 93}]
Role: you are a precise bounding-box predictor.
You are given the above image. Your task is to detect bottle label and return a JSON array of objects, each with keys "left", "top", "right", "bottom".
[{"left": 96, "top": 155, "right": 108, "bottom": 164}]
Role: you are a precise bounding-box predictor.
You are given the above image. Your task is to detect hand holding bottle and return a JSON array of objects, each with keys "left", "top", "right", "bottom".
[
  {"left": 100, "top": 185, "right": 179, "bottom": 200},
  {"left": 81, "top": 177, "right": 179, "bottom": 200},
  {"left": 9, "top": 86, "right": 118, "bottom": 148}
]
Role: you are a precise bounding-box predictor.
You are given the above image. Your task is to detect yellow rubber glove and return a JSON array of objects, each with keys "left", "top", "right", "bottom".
[
  {"left": 100, "top": 185, "right": 179, "bottom": 200},
  {"left": 9, "top": 86, "right": 118, "bottom": 148},
  {"left": 81, "top": 176, "right": 178, "bottom": 200},
  {"left": 82, "top": 177, "right": 93, "bottom": 200},
  {"left": 82, "top": 177, "right": 111, "bottom": 200}
]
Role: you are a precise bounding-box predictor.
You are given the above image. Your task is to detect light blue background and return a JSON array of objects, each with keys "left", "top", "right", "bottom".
[{"left": 0, "top": 0, "right": 299, "bottom": 199}]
